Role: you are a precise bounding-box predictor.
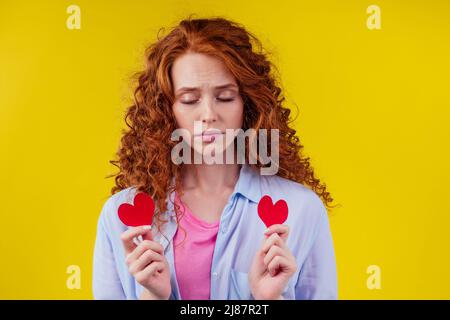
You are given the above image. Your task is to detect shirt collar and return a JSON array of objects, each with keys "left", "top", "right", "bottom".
[
  {"left": 233, "top": 163, "right": 262, "bottom": 203},
  {"left": 166, "top": 163, "right": 262, "bottom": 218}
]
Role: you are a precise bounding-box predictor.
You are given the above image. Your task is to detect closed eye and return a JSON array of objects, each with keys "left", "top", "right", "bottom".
[
  {"left": 181, "top": 100, "right": 198, "bottom": 105},
  {"left": 217, "top": 98, "right": 234, "bottom": 102},
  {"left": 181, "top": 98, "right": 235, "bottom": 105}
]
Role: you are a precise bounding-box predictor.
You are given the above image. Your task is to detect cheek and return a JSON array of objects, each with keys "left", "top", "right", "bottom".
[
  {"left": 172, "top": 104, "right": 193, "bottom": 130},
  {"left": 227, "top": 102, "right": 244, "bottom": 127}
]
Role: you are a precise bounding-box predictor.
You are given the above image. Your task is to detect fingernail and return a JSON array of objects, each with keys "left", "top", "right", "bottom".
[
  {"left": 264, "top": 228, "right": 270, "bottom": 234},
  {"left": 143, "top": 225, "right": 152, "bottom": 230}
]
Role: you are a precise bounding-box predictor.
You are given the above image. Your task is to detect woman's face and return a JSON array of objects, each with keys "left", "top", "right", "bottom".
[{"left": 171, "top": 52, "right": 244, "bottom": 160}]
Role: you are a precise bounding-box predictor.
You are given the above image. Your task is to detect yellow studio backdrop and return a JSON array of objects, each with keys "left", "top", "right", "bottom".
[{"left": 1, "top": 0, "right": 449, "bottom": 299}]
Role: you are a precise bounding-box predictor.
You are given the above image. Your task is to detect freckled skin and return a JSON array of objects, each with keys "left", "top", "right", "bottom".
[{"left": 171, "top": 51, "right": 244, "bottom": 157}]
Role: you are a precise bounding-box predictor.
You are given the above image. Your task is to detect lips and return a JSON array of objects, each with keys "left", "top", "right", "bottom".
[
  {"left": 196, "top": 129, "right": 223, "bottom": 143},
  {"left": 202, "top": 133, "right": 222, "bottom": 142}
]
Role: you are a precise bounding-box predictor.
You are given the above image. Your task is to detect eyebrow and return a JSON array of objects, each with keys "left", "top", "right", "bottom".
[{"left": 175, "top": 83, "right": 238, "bottom": 95}]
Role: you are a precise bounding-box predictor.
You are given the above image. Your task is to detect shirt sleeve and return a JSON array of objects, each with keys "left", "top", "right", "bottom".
[
  {"left": 295, "top": 201, "right": 338, "bottom": 299},
  {"left": 92, "top": 199, "right": 126, "bottom": 300}
]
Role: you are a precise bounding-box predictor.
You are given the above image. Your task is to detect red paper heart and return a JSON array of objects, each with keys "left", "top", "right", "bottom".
[
  {"left": 118, "top": 192, "right": 155, "bottom": 227},
  {"left": 257, "top": 195, "right": 288, "bottom": 228}
]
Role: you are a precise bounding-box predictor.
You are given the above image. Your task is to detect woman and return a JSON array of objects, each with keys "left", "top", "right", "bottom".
[{"left": 93, "top": 16, "right": 337, "bottom": 300}]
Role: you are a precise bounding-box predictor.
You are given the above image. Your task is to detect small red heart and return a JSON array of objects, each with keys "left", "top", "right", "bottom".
[
  {"left": 257, "top": 195, "right": 288, "bottom": 228},
  {"left": 118, "top": 192, "right": 155, "bottom": 227}
]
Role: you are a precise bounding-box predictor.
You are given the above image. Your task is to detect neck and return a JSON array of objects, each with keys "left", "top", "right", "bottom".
[{"left": 181, "top": 163, "right": 241, "bottom": 194}]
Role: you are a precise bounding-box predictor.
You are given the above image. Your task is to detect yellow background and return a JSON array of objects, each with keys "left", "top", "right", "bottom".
[{"left": 1, "top": 0, "right": 449, "bottom": 299}]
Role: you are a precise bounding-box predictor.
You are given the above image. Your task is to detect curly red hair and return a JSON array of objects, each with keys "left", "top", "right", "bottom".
[{"left": 109, "top": 15, "right": 333, "bottom": 235}]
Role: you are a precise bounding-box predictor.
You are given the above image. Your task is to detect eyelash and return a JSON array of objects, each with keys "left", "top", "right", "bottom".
[{"left": 181, "top": 98, "right": 235, "bottom": 105}]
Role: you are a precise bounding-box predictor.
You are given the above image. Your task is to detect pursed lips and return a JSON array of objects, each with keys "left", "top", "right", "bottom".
[{"left": 195, "top": 129, "right": 223, "bottom": 142}]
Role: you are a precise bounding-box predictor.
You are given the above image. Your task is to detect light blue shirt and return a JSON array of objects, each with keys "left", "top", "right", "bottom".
[{"left": 92, "top": 164, "right": 337, "bottom": 299}]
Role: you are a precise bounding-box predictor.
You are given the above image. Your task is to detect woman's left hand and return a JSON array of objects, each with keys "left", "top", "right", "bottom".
[{"left": 248, "top": 224, "right": 297, "bottom": 300}]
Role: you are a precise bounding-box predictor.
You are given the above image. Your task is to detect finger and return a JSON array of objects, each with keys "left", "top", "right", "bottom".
[
  {"left": 261, "top": 233, "right": 286, "bottom": 254},
  {"left": 264, "top": 224, "right": 289, "bottom": 241},
  {"left": 133, "top": 228, "right": 153, "bottom": 246},
  {"left": 128, "top": 249, "right": 163, "bottom": 275},
  {"left": 141, "top": 227, "right": 153, "bottom": 241},
  {"left": 126, "top": 240, "right": 164, "bottom": 265},
  {"left": 121, "top": 225, "right": 153, "bottom": 254},
  {"left": 267, "top": 255, "right": 290, "bottom": 277},
  {"left": 132, "top": 235, "right": 143, "bottom": 247},
  {"left": 263, "top": 245, "right": 287, "bottom": 267},
  {"left": 135, "top": 261, "right": 165, "bottom": 282}
]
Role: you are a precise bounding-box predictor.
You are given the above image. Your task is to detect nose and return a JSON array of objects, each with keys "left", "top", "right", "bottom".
[{"left": 200, "top": 97, "right": 217, "bottom": 124}]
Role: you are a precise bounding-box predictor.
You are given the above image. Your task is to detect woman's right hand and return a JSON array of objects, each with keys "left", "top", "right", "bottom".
[{"left": 121, "top": 225, "right": 171, "bottom": 300}]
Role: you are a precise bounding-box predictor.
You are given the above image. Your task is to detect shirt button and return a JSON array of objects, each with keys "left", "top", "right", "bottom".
[
  {"left": 221, "top": 226, "right": 227, "bottom": 233},
  {"left": 212, "top": 272, "right": 218, "bottom": 277}
]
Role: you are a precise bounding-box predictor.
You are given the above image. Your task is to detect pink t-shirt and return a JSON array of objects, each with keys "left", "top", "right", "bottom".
[{"left": 173, "top": 193, "right": 220, "bottom": 300}]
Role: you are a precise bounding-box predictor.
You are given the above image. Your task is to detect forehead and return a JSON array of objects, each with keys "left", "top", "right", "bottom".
[{"left": 171, "top": 52, "right": 237, "bottom": 89}]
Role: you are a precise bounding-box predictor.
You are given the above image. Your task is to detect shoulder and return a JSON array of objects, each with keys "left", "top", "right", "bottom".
[
  {"left": 97, "top": 186, "right": 139, "bottom": 232},
  {"left": 259, "top": 173, "right": 327, "bottom": 228},
  {"left": 258, "top": 173, "right": 331, "bottom": 263}
]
